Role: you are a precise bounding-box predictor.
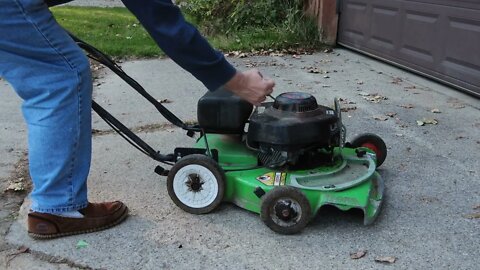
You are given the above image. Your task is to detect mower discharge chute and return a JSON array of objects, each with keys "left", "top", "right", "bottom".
[{"left": 76, "top": 36, "right": 386, "bottom": 235}]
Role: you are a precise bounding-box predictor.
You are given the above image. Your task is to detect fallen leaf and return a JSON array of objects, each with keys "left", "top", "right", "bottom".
[
  {"left": 417, "top": 118, "right": 438, "bottom": 126},
  {"left": 338, "top": 98, "right": 356, "bottom": 105},
  {"left": 375, "top": 256, "right": 397, "bottom": 264},
  {"left": 430, "top": 108, "right": 441, "bottom": 113},
  {"left": 350, "top": 250, "right": 367, "bottom": 259},
  {"left": 307, "top": 67, "right": 320, "bottom": 74},
  {"left": 473, "top": 205, "right": 480, "bottom": 210},
  {"left": 5, "top": 182, "right": 25, "bottom": 192},
  {"left": 358, "top": 92, "right": 370, "bottom": 97},
  {"left": 391, "top": 77, "right": 403, "bottom": 84},
  {"left": 357, "top": 81, "right": 364, "bottom": 85},
  {"left": 396, "top": 133, "right": 404, "bottom": 137},
  {"left": 76, "top": 240, "right": 89, "bottom": 249},
  {"left": 464, "top": 213, "right": 480, "bottom": 219},
  {"left": 400, "top": 104, "right": 414, "bottom": 109},
  {"left": 158, "top": 99, "right": 172, "bottom": 104},
  {"left": 374, "top": 115, "right": 389, "bottom": 121},
  {"left": 6, "top": 246, "right": 30, "bottom": 267},
  {"left": 15, "top": 246, "right": 29, "bottom": 254},
  {"left": 386, "top": 112, "right": 397, "bottom": 118},
  {"left": 323, "top": 48, "right": 333, "bottom": 53},
  {"left": 362, "top": 93, "right": 387, "bottom": 103},
  {"left": 270, "top": 53, "right": 284, "bottom": 57},
  {"left": 423, "top": 118, "right": 438, "bottom": 125}
]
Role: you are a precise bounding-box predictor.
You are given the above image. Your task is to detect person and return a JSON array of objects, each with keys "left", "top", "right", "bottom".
[{"left": 0, "top": 0, "right": 275, "bottom": 239}]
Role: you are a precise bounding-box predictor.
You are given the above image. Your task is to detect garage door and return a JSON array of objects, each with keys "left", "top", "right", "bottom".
[{"left": 337, "top": 0, "right": 480, "bottom": 97}]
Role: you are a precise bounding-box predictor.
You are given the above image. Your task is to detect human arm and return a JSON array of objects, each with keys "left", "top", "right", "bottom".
[{"left": 120, "top": 0, "right": 274, "bottom": 104}]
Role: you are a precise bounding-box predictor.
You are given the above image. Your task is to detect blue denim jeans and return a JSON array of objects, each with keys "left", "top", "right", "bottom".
[{"left": 0, "top": 0, "right": 91, "bottom": 213}]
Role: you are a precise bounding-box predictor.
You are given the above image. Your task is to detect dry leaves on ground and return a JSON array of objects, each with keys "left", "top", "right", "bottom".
[
  {"left": 303, "top": 66, "right": 328, "bottom": 74},
  {"left": 375, "top": 256, "right": 397, "bottom": 264},
  {"left": 6, "top": 246, "right": 30, "bottom": 267},
  {"left": 417, "top": 118, "right": 438, "bottom": 126},
  {"left": 399, "top": 104, "right": 415, "bottom": 109},
  {"left": 386, "top": 112, "right": 397, "bottom": 118},
  {"left": 350, "top": 250, "right": 367, "bottom": 260},
  {"left": 5, "top": 178, "right": 26, "bottom": 192},
  {"left": 430, "top": 108, "right": 441, "bottom": 113},
  {"left": 464, "top": 213, "right": 480, "bottom": 219},
  {"left": 374, "top": 115, "right": 389, "bottom": 121},
  {"left": 358, "top": 92, "right": 388, "bottom": 103},
  {"left": 338, "top": 98, "right": 356, "bottom": 105},
  {"left": 158, "top": 99, "right": 172, "bottom": 104},
  {"left": 391, "top": 77, "right": 403, "bottom": 84}
]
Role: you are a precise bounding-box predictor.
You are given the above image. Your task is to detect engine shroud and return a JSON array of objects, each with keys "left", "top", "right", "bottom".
[{"left": 247, "top": 92, "right": 341, "bottom": 168}]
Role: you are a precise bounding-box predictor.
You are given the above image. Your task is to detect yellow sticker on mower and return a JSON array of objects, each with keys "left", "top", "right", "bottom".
[{"left": 256, "top": 172, "right": 286, "bottom": 186}]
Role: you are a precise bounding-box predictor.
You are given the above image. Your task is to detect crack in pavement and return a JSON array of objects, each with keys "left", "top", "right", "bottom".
[{"left": 92, "top": 120, "right": 198, "bottom": 137}]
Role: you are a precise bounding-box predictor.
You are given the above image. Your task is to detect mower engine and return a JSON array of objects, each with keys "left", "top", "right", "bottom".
[
  {"left": 247, "top": 92, "right": 343, "bottom": 168},
  {"left": 198, "top": 90, "right": 345, "bottom": 169}
]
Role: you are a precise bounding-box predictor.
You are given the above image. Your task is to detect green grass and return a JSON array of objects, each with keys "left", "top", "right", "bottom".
[
  {"left": 52, "top": 6, "right": 322, "bottom": 58},
  {"left": 52, "top": 6, "right": 161, "bottom": 57}
]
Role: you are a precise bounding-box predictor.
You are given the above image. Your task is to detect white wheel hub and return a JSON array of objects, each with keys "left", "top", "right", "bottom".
[{"left": 173, "top": 164, "right": 219, "bottom": 208}]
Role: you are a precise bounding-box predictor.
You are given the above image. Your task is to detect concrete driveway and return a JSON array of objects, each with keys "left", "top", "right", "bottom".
[{"left": 1, "top": 49, "right": 479, "bottom": 269}]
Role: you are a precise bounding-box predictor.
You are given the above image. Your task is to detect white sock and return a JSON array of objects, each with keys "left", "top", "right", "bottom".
[{"left": 53, "top": 210, "right": 84, "bottom": 218}]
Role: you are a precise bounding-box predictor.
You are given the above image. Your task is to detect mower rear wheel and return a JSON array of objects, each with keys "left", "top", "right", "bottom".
[
  {"left": 167, "top": 154, "right": 225, "bottom": 214},
  {"left": 260, "top": 187, "right": 311, "bottom": 235},
  {"left": 351, "top": 133, "right": 387, "bottom": 168}
]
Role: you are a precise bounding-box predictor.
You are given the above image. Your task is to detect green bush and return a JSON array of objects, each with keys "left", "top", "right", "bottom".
[{"left": 178, "top": 0, "right": 312, "bottom": 34}]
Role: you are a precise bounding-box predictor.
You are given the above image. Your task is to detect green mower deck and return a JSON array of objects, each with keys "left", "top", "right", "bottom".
[{"left": 195, "top": 134, "right": 384, "bottom": 225}]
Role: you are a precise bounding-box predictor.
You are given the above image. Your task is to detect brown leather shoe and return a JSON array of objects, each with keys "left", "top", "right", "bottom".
[{"left": 28, "top": 201, "right": 128, "bottom": 239}]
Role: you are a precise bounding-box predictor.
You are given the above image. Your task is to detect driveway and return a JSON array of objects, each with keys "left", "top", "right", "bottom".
[{"left": 1, "top": 48, "right": 479, "bottom": 269}]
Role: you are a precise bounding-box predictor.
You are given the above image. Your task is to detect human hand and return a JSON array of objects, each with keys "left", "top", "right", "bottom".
[{"left": 224, "top": 69, "right": 275, "bottom": 105}]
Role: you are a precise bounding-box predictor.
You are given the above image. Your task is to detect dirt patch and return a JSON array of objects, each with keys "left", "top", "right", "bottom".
[{"left": 0, "top": 154, "right": 30, "bottom": 263}]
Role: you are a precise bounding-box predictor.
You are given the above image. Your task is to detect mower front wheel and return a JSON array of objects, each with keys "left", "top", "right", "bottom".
[
  {"left": 260, "top": 187, "right": 311, "bottom": 235},
  {"left": 351, "top": 133, "right": 387, "bottom": 168},
  {"left": 167, "top": 154, "right": 225, "bottom": 215}
]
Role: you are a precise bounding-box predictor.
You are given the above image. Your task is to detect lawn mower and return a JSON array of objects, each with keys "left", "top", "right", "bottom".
[{"left": 74, "top": 35, "right": 387, "bottom": 235}]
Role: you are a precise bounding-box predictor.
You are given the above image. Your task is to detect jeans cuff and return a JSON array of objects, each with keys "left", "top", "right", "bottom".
[{"left": 30, "top": 201, "right": 89, "bottom": 213}]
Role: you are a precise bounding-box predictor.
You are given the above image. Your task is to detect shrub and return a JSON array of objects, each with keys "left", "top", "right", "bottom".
[{"left": 178, "top": 0, "right": 312, "bottom": 34}]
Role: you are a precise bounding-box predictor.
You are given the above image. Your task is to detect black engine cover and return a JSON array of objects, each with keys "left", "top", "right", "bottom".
[
  {"left": 247, "top": 92, "right": 340, "bottom": 151},
  {"left": 197, "top": 88, "right": 253, "bottom": 134}
]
